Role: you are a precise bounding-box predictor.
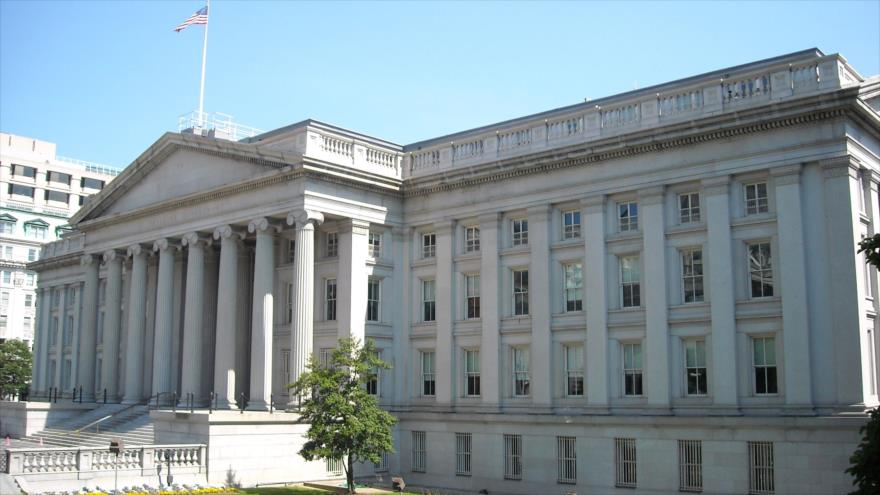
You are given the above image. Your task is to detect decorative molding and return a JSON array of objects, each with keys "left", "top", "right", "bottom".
[
  {"left": 527, "top": 204, "right": 553, "bottom": 217},
  {"left": 213, "top": 225, "right": 246, "bottom": 241},
  {"left": 701, "top": 175, "right": 731, "bottom": 196},
  {"left": 127, "top": 244, "right": 145, "bottom": 258},
  {"left": 820, "top": 156, "right": 860, "bottom": 179},
  {"left": 248, "top": 217, "right": 282, "bottom": 234},
  {"left": 478, "top": 212, "right": 501, "bottom": 226},
  {"left": 338, "top": 218, "right": 371, "bottom": 236},
  {"left": 102, "top": 249, "right": 124, "bottom": 264},
  {"left": 580, "top": 195, "right": 606, "bottom": 214},
  {"left": 286, "top": 210, "right": 325, "bottom": 229},
  {"left": 433, "top": 220, "right": 455, "bottom": 235},
  {"left": 769, "top": 163, "right": 803, "bottom": 186},
  {"left": 638, "top": 186, "right": 665, "bottom": 205},
  {"left": 181, "top": 232, "right": 211, "bottom": 248},
  {"left": 80, "top": 254, "right": 99, "bottom": 267}
]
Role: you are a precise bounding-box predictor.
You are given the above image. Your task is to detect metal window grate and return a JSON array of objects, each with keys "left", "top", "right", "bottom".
[
  {"left": 411, "top": 431, "right": 426, "bottom": 472},
  {"left": 557, "top": 436, "right": 576, "bottom": 484},
  {"left": 326, "top": 458, "right": 343, "bottom": 476},
  {"left": 504, "top": 434, "right": 522, "bottom": 480},
  {"left": 679, "top": 440, "right": 703, "bottom": 492},
  {"left": 615, "top": 437, "right": 637, "bottom": 488},
  {"left": 455, "top": 433, "right": 472, "bottom": 476},
  {"left": 748, "top": 441, "right": 774, "bottom": 495}
]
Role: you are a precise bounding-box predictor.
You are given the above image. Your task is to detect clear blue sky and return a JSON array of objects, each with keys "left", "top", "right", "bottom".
[{"left": 1, "top": 1, "right": 878, "bottom": 169}]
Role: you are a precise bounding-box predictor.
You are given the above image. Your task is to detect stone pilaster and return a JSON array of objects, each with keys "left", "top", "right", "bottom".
[
  {"left": 102, "top": 250, "right": 124, "bottom": 402},
  {"left": 528, "top": 204, "right": 552, "bottom": 408},
  {"left": 213, "top": 225, "right": 244, "bottom": 409},
  {"left": 123, "top": 244, "right": 148, "bottom": 404},
  {"left": 77, "top": 254, "right": 100, "bottom": 401},
  {"left": 32, "top": 288, "right": 47, "bottom": 394},
  {"left": 180, "top": 233, "right": 210, "bottom": 405},
  {"left": 247, "top": 217, "right": 280, "bottom": 410},
  {"left": 479, "top": 213, "right": 501, "bottom": 408},
  {"left": 337, "top": 219, "right": 369, "bottom": 342},
  {"left": 640, "top": 186, "right": 670, "bottom": 409},
  {"left": 434, "top": 220, "right": 454, "bottom": 406},
  {"left": 582, "top": 195, "right": 609, "bottom": 409}
]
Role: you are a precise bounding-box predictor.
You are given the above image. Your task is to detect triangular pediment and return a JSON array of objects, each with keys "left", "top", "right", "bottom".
[
  {"left": 23, "top": 218, "right": 49, "bottom": 227},
  {"left": 0, "top": 213, "right": 18, "bottom": 222},
  {"left": 72, "top": 132, "right": 300, "bottom": 225}
]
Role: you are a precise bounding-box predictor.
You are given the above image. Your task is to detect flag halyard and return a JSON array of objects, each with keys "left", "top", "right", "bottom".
[{"left": 174, "top": 6, "right": 208, "bottom": 32}]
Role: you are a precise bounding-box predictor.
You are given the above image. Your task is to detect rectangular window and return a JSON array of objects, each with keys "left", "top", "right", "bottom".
[
  {"left": 27, "top": 248, "right": 37, "bottom": 262},
  {"left": 748, "top": 242, "right": 773, "bottom": 298},
  {"left": 685, "top": 339, "right": 708, "bottom": 396},
  {"left": 2, "top": 271, "right": 10, "bottom": 284},
  {"left": 753, "top": 337, "right": 778, "bottom": 395},
  {"left": 4, "top": 246, "right": 13, "bottom": 259},
  {"left": 868, "top": 329, "right": 877, "bottom": 395},
  {"left": 23, "top": 316, "right": 32, "bottom": 332},
  {"left": 285, "top": 239, "right": 296, "bottom": 264},
  {"left": 0, "top": 221, "right": 14, "bottom": 234},
  {"left": 465, "top": 226, "right": 480, "bottom": 252},
  {"left": 81, "top": 177, "right": 105, "bottom": 190},
  {"left": 564, "top": 263, "right": 583, "bottom": 312},
  {"left": 286, "top": 283, "right": 293, "bottom": 323},
  {"left": 422, "top": 233, "right": 436, "bottom": 258},
  {"left": 623, "top": 343, "right": 643, "bottom": 396},
  {"left": 325, "top": 279, "right": 337, "bottom": 321},
  {"left": 45, "top": 190, "right": 69, "bottom": 203},
  {"left": 422, "top": 279, "right": 436, "bottom": 322},
  {"left": 0, "top": 315, "right": 6, "bottom": 330},
  {"left": 620, "top": 256, "right": 641, "bottom": 308},
  {"left": 319, "top": 348, "right": 334, "bottom": 366},
  {"left": 421, "top": 351, "right": 435, "bottom": 396},
  {"left": 47, "top": 171, "right": 72, "bottom": 186},
  {"left": 50, "top": 317, "right": 58, "bottom": 345},
  {"left": 512, "top": 218, "right": 528, "bottom": 246},
  {"left": 557, "top": 436, "right": 577, "bottom": 484},
  {"left": 682, "top": 249, "right": 704, "bottom": 303},
  {"left": 564, "top": 345, "right": 584, "bottom": 396},
  {"left": 679, "top": 440, "right": 703, "bottom": 492},
  {"left": 325, "top": 458, "right": 343, "bottom": 476},
  {"left": 12, "top": 164, "right": 36, "bottom": 178},
  {"left": 366, "top": 351, "right": 379, "bottom": 396},
  {"left": 26, "top": 225, "right": 46, "bottom": 239},
  {"left": 504, "top": 434, "right": 523, "bottom": 480},
  {"left": 366, "top": 278, "right": 380, "bottom": 322},
  {"left": 326, "top": 232, "right": 338, "bottom": 257},
  {"left": 619, "top": 201, "right": 639, "bottom": 231},
  {"left": 412, "top": 431, "right": 426, "bottom": 473},
  {"left": 9, "top": 184, "right": 35, "bottom": 199},
  {"left": 745, "top": 182, "right": 769, "bottom": 215},
  {"left": 563, "top": 210, "right": 581, "bottom": 239},
  {"left": 748, "top": 441, "right": 774, "bottom": 495},
  {"left": 513, "top": 269, "right": 529, "bottom": 315},
  {"left": 466, "top": 274, "right": 480, "bottom": 319},
  {"left": 679, "top": 192, "right": 701, "bottom": 223},
  {"left": 512, "top": 347, "right": 530, "bottom": 397},
  {"left": 0, "top": 291, "right": 9, "bottom": 312},
  {"left": 615, "top": 437, "right": 637, "bottom": 488},
  {"left": 24, "top": 294, "right": 33, "bottom": 307},
  {"left": 368, "top": 232, "right": 381, "bottom": 258},
  {"left": 373, "top": 452, "right": 389, "bottom": 473},
  {"left": 465, "top": 349, "right": 480, "bottom": 396},
  {"left": 26, "top": 273, "right": 35, "bottom": 287},
  {"left": 455, "top": 433, "right": 472, "bottom": 476}
]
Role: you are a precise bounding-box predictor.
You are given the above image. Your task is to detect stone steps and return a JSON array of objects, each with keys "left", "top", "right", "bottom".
[{"left": 27, "top": 405, "right": 155, "bottom": 448}]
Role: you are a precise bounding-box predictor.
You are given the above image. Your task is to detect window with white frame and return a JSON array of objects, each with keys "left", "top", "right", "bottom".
[
  {"left": 422, "top": 233, "right": 436, "bottom": 258},
  {"left": 0, "top": 220, "right": 13, "bottom": 234},
  {"left": 564, "top": 344, "right": 584, "bottom": 396},
  {"left": 0, "top": 291, "right": 9, "bottom": 313},
  {"left": 422, "top": 279, "right": 436, "bottom": 322},
  {"left": 748, "top": 441, "right": 774, "bottom": 495},
  {"left": 9, "top": 184, "right": 35, "bottom": 199},
  {"left": 0, "top": 315, "right": 6, "bottom": 331},
  {"left": 679, "top": 192, "right": 701, "bottom": 223},
  {"left": 455, "top": 433, "right": 472, "bottom": 476},
  {"left": 748, "top": 242, "right": 773, "bottom": 298},
  {"left": 12, "top": 164, "right": 36, "bottom": 179},
  {"left": 618, "top": 201, "right": 638, "bottom": 231},
  {"left": 753, "top": 336, "right": 778, "bottom": 395},
  {"left": 325, "top": 279, "right": 337, "bottom": 321},
  {"left": 465, "top": 226, "right": 480, "bottom": 252},
  {"left": 466, "top": 274, "right": 480, "bottom": 319},
  {"left": 3, "top": 246, "right": 13, "bottom": 260},
  {"left": 744, "top": 182, "right": 769, "bottom": 215},
  {"left": 868, "top": 329, "right": 877, "bottom": 395},
  {"left": 319, "top": 347, "right": 334, "bottom": 366},
  {"left": 513, "top": 269, "right": 529, "bottom": 315},
  {"left": 615, "top": 437, "right": 637, "bottom": 488},
  {"left": 557, "top": 436, "right": 577, "bottom": 484},
  {"left": 411, "top": 431, "right": 426, "bottom": 472},
  {"left": 679, "top": 440, "right": 702, "bottom": 492},
  {"left": 366, "top": 278, "right": 380, "bottom": 322},
  {"left": 863, "top": 238, "right": 874, "bottom": 299},
  {"left": 286, "top": 283, "right": 294, "bottom": 323},
  {"left": 326, "top": 232, "right": 338, "bottom": 257},
  {"left": 564, "top": 263, "right": 583, "bottom": 312},
  {"left": 563, "top": 210, "right": 581, "bottom": 239},
  {"left": 623, "top": 343, "right": 643, "bottom": 396},
  {"left": 512, "top": 218, "right": 528, "bottom": 246},
  {"left": 685, "top": 339, "right": 708, "bottom": 396},
  {"left": 281, "top": 349, "right": 290, "bottom": 385},
  {"left": 24, "top": 294, "right": 33, "bottom": 307},
  {"left": 365, "top": 350, "right": 379, "bottom": 396},
  {"left": 504, "top": 434, "right": 523, "bottom": 480},
  {"left": 50, "top": 317, "right": 58, "bottom": 345},
  {"left": 26, "top": 273, "right": 35, "bottom": 287},
  {"left": 1, "top": 271, "right": 10, "bottom": 284},
  {"left": 373, "top": 452, "right": 389, "bottom": 472},
  {"left": 682, "top": 249, "right": 704, "bottom": 303},
  {"left": 326, "top": 458, "right": 343, "bottom": 476},
  {"left": 368, "top": 231, "right": 381, "bottom": 258},
  {"left": 421, "top": 350, "right": 435, "bottom": 396},
  {"left": 620, "top": 256, "right": 641, "bottom": 308},
  {"left": 465, "top": 349, "right": 480, "bottom": 396},
  {"left": 512, "top": 347, "right": 530, "bottom": 397},
  {"left": 285, "top": 239, "right": 296, "bottom": 264},
  {"left": 23, "top": 316, "right": 32, "bottom": 332},
  {"left": 28, "top": 248, "right": 37, "bottom": 262}
]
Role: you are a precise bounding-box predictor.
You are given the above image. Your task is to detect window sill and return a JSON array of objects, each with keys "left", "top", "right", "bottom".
[
  {"left": 666, "top": 222, "right": 706, "bottom": 236},
  {"left": 453, "top": 252, "right": 481, "bottom": 263},
  {"left": 731, "top": 213, "right": 776, "bottom": 227},
  {"left": 551, "top": 238, "right": 582, "bottom": 249},
  {"left": 501, "top": 245, "right": 530, "bottom": 256},
  {"left": 606, "top": 231, "right": 642, "bottom": 243}
]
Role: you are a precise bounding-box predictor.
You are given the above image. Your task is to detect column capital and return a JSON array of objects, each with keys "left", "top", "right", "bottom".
[
  {"left": 286, "top": 209, "right": 324, "bottom": 228},
  {"left": 638, "top": 185, "right": 665, "bottom": 205},
  {"left": 181, "top": 232, "right": 212, "bottom": 248},
  {"left": 433, "top": 220, "right": 455, "bottom": 235},
  {"left": 102, "top": 249, "right": 125, "bottom": 264},
  {"left": 248, "top": 217, "right": 282, "bottom": 234},
  {"left": 152, "top": 238, "right": 181, "bottom": 253},
  {"left": 580, "top": 195, "right": 605, "bottom": 213},
  {"left": 479, "top": 212, "right": 501, "bottom": 225},
  {"left": 820, "top": 155, "right": 861, "bottom": 179},
  {"left": 80, "top": 254, "right": 100, "bottom": 267},
  {"left": 338, "top": 218, "right": 371, "bottom": 236},
  {"left": 127, "top": 244, "right": 148, "bottom": 257},
  {"left": 701, "top": 175, "right": 731, "bottom": 196},
  {"left": 213, "top": 225, "right": 246, "bottom": 241},
  {"left": 527, "top": 204, "right": 553, "bottom": 216},
  {"left": 770, "top": 163, "right": 803, "bottom": 186}
]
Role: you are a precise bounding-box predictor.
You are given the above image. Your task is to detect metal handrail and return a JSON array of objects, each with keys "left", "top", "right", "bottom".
[{"left": 66, "top": 397, "right": 151, "bottom": 437}]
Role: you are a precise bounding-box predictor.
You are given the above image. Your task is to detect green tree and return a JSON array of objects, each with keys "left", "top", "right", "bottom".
[
  {"left": 859, "top": 234, "right": 880, "bottom": 269},
  {"left": 289, "top": 338, "right": 396, "bottom": 495},
  {"left": 0, "top": 339, "right": 32, "bottom": 398}
]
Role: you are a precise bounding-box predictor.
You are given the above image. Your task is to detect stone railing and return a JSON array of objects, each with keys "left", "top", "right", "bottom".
[
  {"left": 2, "top": 444, "right": 206, "bottom": 475},
  {"left": 403, "top": 54, "right": 860, "bottom": 178},
  {"left": 37, "top": 232, "right": 85, "bottom": 261},
  {"left": 304, "top": 128, "right": 403, "bottom": 180}
]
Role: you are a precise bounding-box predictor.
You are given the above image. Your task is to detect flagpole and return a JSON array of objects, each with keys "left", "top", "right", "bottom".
[{"left": 198, "top": 0, "right": 209, "bottom": 129}]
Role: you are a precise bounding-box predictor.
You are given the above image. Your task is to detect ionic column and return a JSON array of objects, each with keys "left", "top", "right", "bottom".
[
  {"left": 248, "top": 218, "right": 280, "bottom": 410},
  {"left": 640, "top": 187, "right": 670, "bottom": 408},
  {"left": 102, "top": 250, "right": 123, "bottom": 402},
  {"left": 32, "top": 288, "right": 47, "bottom": 394},
  {"left": 123, "top": 245, "right": 148, "bottom": 404},
  {"left": 337, "top": 219, "right": 369, "bottom": 342},
  {"left": 39, "top": 287, "right": 53, "bottom": 392},
  {"left": 151, "top": 239, "right": 177, "bottom": 402},
  {"left": 213, "top": 226, "right": 244, "bottom": 409},
  {"left": 287, "top": 210, "right": 324, "bottom": 405},
  {"left": 76, "top": 254, "right": 100, "bottom": 401},
  {"left": 583, "top": 196, "right": 609, "bottom": 409},
  {"left": 54, "top": 286, "right": 66, "bottom": 391},
  {"left": 180, "top": 233, "right": 210, "bottom": 406}
]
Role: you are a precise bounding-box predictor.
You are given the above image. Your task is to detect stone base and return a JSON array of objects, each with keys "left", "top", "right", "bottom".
[{"left": 0, "top": 400, "right": 99, "bottom": 438}]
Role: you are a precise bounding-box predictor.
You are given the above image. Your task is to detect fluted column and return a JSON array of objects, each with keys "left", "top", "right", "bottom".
[
  {"left": 102, "top": 250, "right": 123, "bottom": 402},
  {"left": 151, "top": 239, "right": 177, "bottom": 402},
  {"left": 248, "top": 217, "right": 279, "bottom": 410},
  {"left": 213, "top": 226, "right": 244, "bottom": 409},
  {"left": 287, "top": 210, "right": 324, "bottom": 405},
  {"left": 123, "top": 245, "right": 148, "bottom": 404},
  {"left": 77, "top": 254, "right": 100, "bottom": 401},
  {"left": 180, "top": 233, "right": 210, "bottom": 405}
]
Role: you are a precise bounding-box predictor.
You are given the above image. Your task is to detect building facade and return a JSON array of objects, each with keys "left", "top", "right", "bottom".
[
  {"left": 26, "top": 49, "right": 880, "bottom": 493},
  {"left": 0, "top": 133, "right": 118, "bottom": 349}
]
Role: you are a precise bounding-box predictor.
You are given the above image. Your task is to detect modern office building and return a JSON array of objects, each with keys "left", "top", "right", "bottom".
[
  {"left": 0, "top": 133, "right": 118, "bottom": 348},
  {"left": 16, "top": 49, "right": 880, "bottom": 493}
]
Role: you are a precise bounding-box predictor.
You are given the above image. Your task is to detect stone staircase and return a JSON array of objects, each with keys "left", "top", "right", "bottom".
[{"left": 25, "top": 404, "right": 154, "bottom": 448}]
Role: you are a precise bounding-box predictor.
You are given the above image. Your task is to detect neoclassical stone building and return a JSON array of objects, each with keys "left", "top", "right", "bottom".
[{"left": 26, "top": 49, "right": 880, "bottom": 494}]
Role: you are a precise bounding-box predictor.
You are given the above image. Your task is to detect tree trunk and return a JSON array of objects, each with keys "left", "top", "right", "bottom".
[{"left": 347, "top": 452, "right": 355, "bottom": 494}]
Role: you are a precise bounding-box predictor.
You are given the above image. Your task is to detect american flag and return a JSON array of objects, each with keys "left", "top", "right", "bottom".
[{"left": 174, "top": 6, "right": 208, "bottom": 32}]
